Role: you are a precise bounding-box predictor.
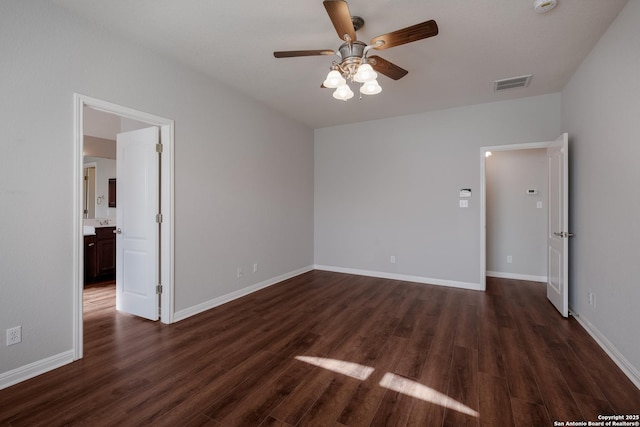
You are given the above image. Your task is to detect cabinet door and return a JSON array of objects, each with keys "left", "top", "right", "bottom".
[
  {"left": 84, "top": 235, "right": 97, "bottom": 282},
  {"left": 96, "top": 227, "right": 116, "bottom": 278},
  {"left": 97, "top": 238, "right": 116, "bottom": 276}
]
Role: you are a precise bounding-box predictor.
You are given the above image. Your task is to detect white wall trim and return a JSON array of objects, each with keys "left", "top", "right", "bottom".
[
  {"left": 0, "top": 350, "right": 74, "bottom": 391},
  {"left": 571, "top": 310, "right": 640, "bottom": 390},
  {"left": 486, "top": 271, "right": 547, "bottom": 283},
  {"left": 173, "top": 265, "right": 315, "bottom": 322},
  {"left": 314, "top": 265, "right": 483, "bottom": 291}
]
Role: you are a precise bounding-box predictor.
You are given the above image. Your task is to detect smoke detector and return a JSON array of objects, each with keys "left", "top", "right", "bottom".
[{"left": 534, "top": 0, "right": 558, "bottom": 13}]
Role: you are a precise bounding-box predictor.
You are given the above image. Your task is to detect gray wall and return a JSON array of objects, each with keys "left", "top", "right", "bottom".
[
  {"left": 486, "top": 149, "right": 548, "bottom": 280},
  {"left": 314, "top": 94, "right": 561, "bottom": 287},
  {"left": 562, "top": 0, "right": 640, "bottom": 378},
  {"left": 0, "top": 1, "right": 313, "bottom": 377}
]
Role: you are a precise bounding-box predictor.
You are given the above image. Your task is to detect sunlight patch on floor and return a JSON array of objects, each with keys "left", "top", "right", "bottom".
[
  {"left": 295, "top": 356, "right": 374, "bottom": 381},
  {"left": 379, "top": 372, "right": 479, "bottom": 417}
]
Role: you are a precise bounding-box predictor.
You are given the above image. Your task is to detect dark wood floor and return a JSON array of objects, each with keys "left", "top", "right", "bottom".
[{"left": 1, "top": 271, "right": 638, "bottom": 426}]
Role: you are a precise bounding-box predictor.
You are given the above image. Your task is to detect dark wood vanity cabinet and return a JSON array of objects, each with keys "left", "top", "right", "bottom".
[{"left": 84, "top": 226, "right": 116, "bottom": 283}]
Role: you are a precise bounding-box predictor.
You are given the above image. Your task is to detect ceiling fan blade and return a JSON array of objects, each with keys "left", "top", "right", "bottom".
[
  {"left": 323, "top": 0, "right": 357, "bottom": 42},
  {"left": 368, "top": 55, "right": 408, "bottom": 80},
  {"left": 370, "top": 20, "right": 438, "bottom": 50},
  {"left": 274, "top": 50, "right": 335, "bottom": 58}
]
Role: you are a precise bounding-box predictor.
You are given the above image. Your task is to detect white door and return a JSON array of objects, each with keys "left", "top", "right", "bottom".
[
  {"left": 547, "top": 133, "right": 570, "bottom": 317},
  {"left": 116, "top": 127, "right": 160, "bottom": 321}
]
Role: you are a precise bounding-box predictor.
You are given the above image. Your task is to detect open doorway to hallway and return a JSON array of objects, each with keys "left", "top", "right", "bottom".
[
  {"left": 73, "top": 94, "right": 175, "bottom": 361},
  {"left": 485, "top": 148, "right": 548, "bottom": 283}
]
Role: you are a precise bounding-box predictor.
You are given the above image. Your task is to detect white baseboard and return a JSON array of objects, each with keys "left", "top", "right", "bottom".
[
  {"left": 0, "top": 350, "right": 74, "bottom": 391},
  {"left": 173, "top": 265, "right": 315, "bottom": 322},
  {"left": 571, "top": 309, "right": 640, "bottom": 390},
  {"left": 314, "top": 265, "right": 483, "bottom": 291},
  {"left": 486, "top": 270, "right": 547, "bottom": 283}
]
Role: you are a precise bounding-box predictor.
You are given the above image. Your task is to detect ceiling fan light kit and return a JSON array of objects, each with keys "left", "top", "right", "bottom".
[
  {"left": 323, "top": 69, "right": 346, "bottom": 88},
  {"left": 333, "top": 84, "right": 355, "bottom": 101},
  {"left": 274, "top": 0, "right": 438, "bottom": 102},
  {"left": 360, "top": 79, "right": 382, "bottom": 95}
]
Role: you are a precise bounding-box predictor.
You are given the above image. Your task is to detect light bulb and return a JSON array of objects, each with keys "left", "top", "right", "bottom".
[
  {"left": 360, "top": 80, "right": 382, "bottom": 95},
  {"left": 333, "top": 84, "right": 354, "bottom": 101},
  {"left": 323, "top": 70, "right": 346, "bottom": 88},
  {"left": 354, "top": 63, "right": 377, "bottom": 83}
]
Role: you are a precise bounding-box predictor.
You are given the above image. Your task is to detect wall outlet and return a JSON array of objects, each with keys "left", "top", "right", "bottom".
[
  {"left": 253, "top": 263, "right": 258, "bottom": 273},
  {"left": 390, "top": 255, "right": 396, "bottom": 264},
  {"left": 506, "top": 255, "right": 513, "bottom": 263},
  {"left": 237, "top": 268, "right": 243, "bottom": 278},
  {"left": 7, "top": 326, "right": 21, "bottom": 346},
  {"left": 588, "top": 292, "right": 596, "bottom": 307}
]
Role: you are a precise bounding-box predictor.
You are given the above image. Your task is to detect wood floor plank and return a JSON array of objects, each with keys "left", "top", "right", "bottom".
[
  {"left": 454, "top": 303, "right": 479, "bottom": 350},
  {"left": 498, "top": 326, "right": 544, "bottom": 404},
  {"left": 214, "top": 356, "right": 318, "bottom": 426},
  {"left": 572, "top": 392, "right": 616, "bottom": 421},
  {"left": 535, "top": 325, "right": 607, "bottom": 401},
  {"left": 336, "top": 335, "right": 409, "bottom": 426},
  {"left": 510, "top": 397, "right": 551, "bottom": 426},
  {"left": 404, "top": 351, "right": 452, "bottom": 426},
  {"left": 514, "top": 322, "right": 584, "bottom": 421},
  {"left": 1, "top": 273, "right": 638, "bottom": 427},
  {"left": 393, "top": 314, "right": 435, "bottom": 380},
  {"left": 566, "top": 336, "right": 640, "bottom": 414},
  {"left": 369, "top": 374, "right": 415, "bottom": 427},
  {"left": 477, "top": 316, "right": 506, "bottom": 378},
  {"left": 442, "top": 345, "right": 479, "bottom": 427},
  {"left": 478, "top": 373, "right": 514, "bottom": 427}
]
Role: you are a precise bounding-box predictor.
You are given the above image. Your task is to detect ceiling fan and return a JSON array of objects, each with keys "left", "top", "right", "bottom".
[{"left": 273, "top": 0, "right": 438, "bottom": 101}]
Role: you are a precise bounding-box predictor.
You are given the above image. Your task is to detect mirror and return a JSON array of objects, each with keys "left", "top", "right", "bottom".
[
  {"left": 83, "top": 165, "right": 96, "bottom": 219},
  {"left": 82, "top": 157, "right": 117, "bottom": 218}
]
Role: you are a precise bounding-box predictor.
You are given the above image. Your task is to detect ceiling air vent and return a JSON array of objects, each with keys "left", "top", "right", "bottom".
[{"left": 494, "top": 74, "right": 532, "bottom": 92}]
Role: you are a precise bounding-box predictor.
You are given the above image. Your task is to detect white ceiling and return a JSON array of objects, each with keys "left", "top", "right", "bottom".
[{"left": 54, "top": 0, "right": 628, "bottom": 129}]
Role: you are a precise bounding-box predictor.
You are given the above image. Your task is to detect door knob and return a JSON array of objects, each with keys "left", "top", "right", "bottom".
[{"left": 113, "top": 228, "right": 122, "bottom": 234}]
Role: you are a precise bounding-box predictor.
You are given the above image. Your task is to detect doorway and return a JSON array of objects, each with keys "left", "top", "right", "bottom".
[
  {"left": 73, "top": 94, "right": 175, "bottom": 360},
  {"left": 480, "top": 139, "right": 558, "bottom": 290},
  {"left": 485, "top": 148, "right": 548, "bottom": 283},
  {"left": 480, "top": 135, "right": 570, "bottom": 317}
]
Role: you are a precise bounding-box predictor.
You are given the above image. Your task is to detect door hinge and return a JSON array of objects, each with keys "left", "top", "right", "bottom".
[
  {"left": 156, "top": 284, "right": 163, "bottom": 294},
  {"left": 156, "top": 143, "right": 163, "bottom": 153},
  {"left": 156, "top": 213, "right": 163, "bottom": 223}
]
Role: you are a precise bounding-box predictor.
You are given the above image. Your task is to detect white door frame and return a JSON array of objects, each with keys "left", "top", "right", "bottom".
[
  {"left": 479, "top": 140, "right": 554, "bottom": 290},
  {"left": 73, "top": 93, "right": 175, "bottom": 360}
]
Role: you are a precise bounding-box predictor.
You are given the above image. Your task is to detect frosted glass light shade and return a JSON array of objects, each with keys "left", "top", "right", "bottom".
[
  {"left": 333, "top": 84, "right": 354, "bottom": 101},
  {"left": 360, "top": 80, "right": 382, "bottom": 95},
  {"left": 323, "top": 70, "right": 346, "bottom": 88},
  {"left": 353, "top": 63, "right": 377, "bottom": 83}
]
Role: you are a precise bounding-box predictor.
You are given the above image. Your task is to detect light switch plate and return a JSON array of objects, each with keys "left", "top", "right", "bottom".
[{"left": 459, "top": 200, "right": 468, "bottom": 208}]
